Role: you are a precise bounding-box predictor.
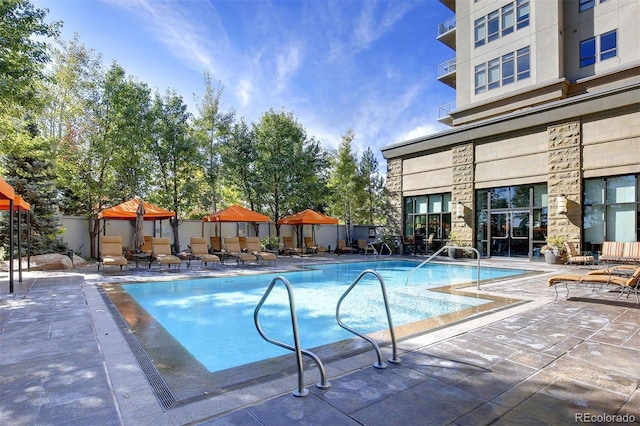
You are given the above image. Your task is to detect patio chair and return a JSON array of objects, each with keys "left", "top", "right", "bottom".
[
  {"left": 547, "top": 266, "right": 640, "bottom": 303},
  {"left": 336, "top": 239, "right": 355, "bottom": 254},
  {"left": 151, "top": 237, "right": 181, "bottom": 269},
  {"left": 140, "top": 235, "right": 153, "bottom": 254},
  {"left": 245, "top": 237, "right": 277, "bottom": 265},
  {"left": 189, "top": 237, "right": 221, "bottom": 269},
  {"left": 223, "top": 237, "right": 257, "bottom": 264},
  {"left": 282, "top": 236, "right": 302, "bottom": 255},
  {"left": 99, "top": 235, "right": 128, "bottom": 270},
  {"left": 304, "top": 236, "right": 318, "bottom": 254},
  {"left": 563, "top": 241, "right": 594, "bottom": 265},
  {"left": 209, "top": 236, "right": 222, "bottom": 253}
]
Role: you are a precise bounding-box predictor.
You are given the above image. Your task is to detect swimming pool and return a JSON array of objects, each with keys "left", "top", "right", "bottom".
[{"left": 118, "top": 260, "right": 527, "bottom": 373}]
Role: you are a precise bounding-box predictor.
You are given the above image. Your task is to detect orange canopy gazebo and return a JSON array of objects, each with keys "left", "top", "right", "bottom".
[
  {"left": 277, "top": 209, "right": 338, "bottom": 226},
  {"left": 1, "top": 179, "right": 31, "bottom": 292},
  {"left": 278, "top": 209, "right": 338, "bottom": 249},
  {"left": 203, "top": 205, "right": 270, "bottom": 223},
  {"left": 98, "top": 199, "right": 175, "bottom": 221}
]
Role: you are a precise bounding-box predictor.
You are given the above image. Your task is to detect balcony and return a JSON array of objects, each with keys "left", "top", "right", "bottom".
[
  {"left": 439, "top": 0, "right": 455, "bottom": 12},
  {"left": 437, "top": 58, "right": 456, "bottom": 89},
  {"left": 436, "top": 16, "right": 456, "bottom": 50},
  {"left": 437, "top": 102, "right": 455, "bottom": 126}
]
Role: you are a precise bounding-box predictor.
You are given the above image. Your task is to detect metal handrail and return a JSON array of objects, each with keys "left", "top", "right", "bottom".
[
  {"left": 254, "top": 276, "right": 330, "bottom": 397},
  {"left": 364, "top": 242, "right": 393, "bottom": 258},
  {"left": 405, "top": 245, "right": 482, "bottom": 290},
  {"left": 336, "top": 270, "right": 401, "bottom": 368}
]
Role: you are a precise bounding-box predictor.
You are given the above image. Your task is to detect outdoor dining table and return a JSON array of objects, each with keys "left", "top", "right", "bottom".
[{"left": 132, "top": 252, "right": 151, "bottom": 269}]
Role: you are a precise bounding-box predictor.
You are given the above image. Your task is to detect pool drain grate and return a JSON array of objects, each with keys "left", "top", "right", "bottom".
[{"left": 99, "top": 287, "right": 177, "bottom": 410}]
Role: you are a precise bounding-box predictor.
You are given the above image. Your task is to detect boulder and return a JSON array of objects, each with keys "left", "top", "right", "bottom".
[{"left": 0, "top": 253, "right": 87, "bottom": 271}]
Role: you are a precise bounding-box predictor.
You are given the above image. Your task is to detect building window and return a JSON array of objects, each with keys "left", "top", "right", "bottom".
[
  {"left": 475, "top": 64, "right": 486, "bottom": 94},
  {"left": 516, "top": 0, "right": 529, "bottom": 29},
  {"left": 487, "top": 10, "right": 500, "bottom": 42},
  {"left": 600, "top": 30, "right": 617, "bottom": 60},
  {"left": 502, "top": 3, "right": 514, "bottom": 36},
  {"left": 580, "top": 37, "right": 596, "bottom": 67},
  {"left": 502, "top": 52, "right": 515, "bottom": 85},
  {"left": 583, "top": 174, "right": 639, "bottom": 251},
  {"left": 516, "top": 47, "right": 530, "bottom": 80},
  {"left": 404, "top": 194, "right": 452, "bottom": 253},
  {"left": 579, "top": 0, "right": 595, "bottom": 12},
  {"left": 474, "top": 18, "right": 486, "bottom": 47},
  {"left": 488, "top": 58, "right": 500, "bottom": 89}
]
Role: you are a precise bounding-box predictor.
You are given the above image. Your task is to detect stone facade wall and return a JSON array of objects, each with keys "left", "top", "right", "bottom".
[
  {"left": 547, "top": 121, "right": 582, "bottom": 246},
  {"left": 451, "top": 143, "right": 474, "bottom": 245},
  {"left": 386, "top": 158, "right": 403, "bottom": 236}
]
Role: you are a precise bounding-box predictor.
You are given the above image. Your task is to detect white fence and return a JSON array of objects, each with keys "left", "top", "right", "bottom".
[{"left": 62, "top": 216, "right": 345, "bottom": 258}]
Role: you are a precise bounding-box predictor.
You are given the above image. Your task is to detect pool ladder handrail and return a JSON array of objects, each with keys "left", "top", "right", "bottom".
[
  {"left": 405, "top": 245, "right": 482, "bottom": 290},
  {"left": 364, "top": 242, "right": 393, "bottom": 258},
  {"left": 336, "top": 269, "right": 401, "bottom": 368},
  {"left": 253, "top": 276, "right": 331, "bottom": 397}
]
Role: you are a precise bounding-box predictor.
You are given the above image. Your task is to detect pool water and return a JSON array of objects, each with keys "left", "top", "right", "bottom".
[{"left": 122, "top": 260, "right": 526, "bottom": 372}]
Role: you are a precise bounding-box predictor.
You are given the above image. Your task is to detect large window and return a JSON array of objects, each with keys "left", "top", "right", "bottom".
[
  {"left": 583, "top": 175, "right": 639, "bottom": 251},
  {"left": 580, "top": 30, "right": 617, "bottom": 67},
  {"left": 404, "top": 193, "right": 452, "bottom": 252},
  {"left": 474, "top": 0, "right": 529, "bottom": 47},
  {"left": 475, "top": 46, "right": 530, "bottom": 94}
]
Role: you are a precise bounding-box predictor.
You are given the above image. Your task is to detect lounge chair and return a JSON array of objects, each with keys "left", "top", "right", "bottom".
[
  {"left": 245, "top": 237, "right": 277, "bottom": 265},
  {"left": 140, "top": 235, "right": 153, "bottom": 254},
  {"left": 304, "top": 236, "right": 318, "bottom": 254},
  {"left": 209, "top": 236, "right": 222, "bottom": 253},
  {"left": 547, "top": 266, "right": 640, "bottom": 303},
  {"left": 563, "top": 241, "right": 594, "bottom": 265},
  {"left": 336, "top": 239, "right": 355, "bottom": 254},
  {"left": 282, "top": 236, "right": 302, "bottom": 255},
  {"left": 189, "top": 237, "right": 221, "bottom": 269},
  {"left": 151, "top": 237, "right": 181, "bottom": 269},
  {"left": 223, "top": 237, "right": 257, "bottom": 264},
  {"left": 99, "top": 235, "right": 128, "bottom": 270}
]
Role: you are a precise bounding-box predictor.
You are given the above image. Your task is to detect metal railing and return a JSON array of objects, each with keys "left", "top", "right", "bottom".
[
  {"left": 405, "top": 246, "right": 482, "bottom": 290},
  {"left": 336, "top": 270, "right": 401, "bottom": 368},
  {"left": 438, "top": 58, "right": 457, "bottom": 78},
  {"left": 437, "top": 16, "right": 456, "bottom": 37},
  {"left": 364, "top": 242, "right": 393, "bottom": 258},
  {"left": 254, "top": 276, "right": 331, "bottom": 397}
]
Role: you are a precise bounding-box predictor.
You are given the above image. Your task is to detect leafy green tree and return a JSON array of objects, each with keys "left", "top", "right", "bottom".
[
  {"left": 355, "top": 147, "right": 387, "bottom": 225},
  {"left": 327, "top": 129, "right": 360, "bottom": 240},
  {"left": 0, "top": 0, "right": 60, "bottom": 113},
  {"left": 192, "top": 73, "right": 234, "bottom": 214},
  {"left": 221, "top": 118, "right": 260, "bottom": 208},
  {"left": 252, "top": 109, "right": 327, "bottom": 235},
  {"left": 149, "top": 91, "right": 200, "bottom": 252}
]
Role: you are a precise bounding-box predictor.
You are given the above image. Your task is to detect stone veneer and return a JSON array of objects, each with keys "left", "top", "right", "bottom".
[
  {"left": 451, "top": 143, "right": 474, "bottom": 245},
  {"left": 547, "top": 121, "right": 582, "bottom": 246},
  {"left": 386, "top": 158, "right": 403, "bottom": 236}
]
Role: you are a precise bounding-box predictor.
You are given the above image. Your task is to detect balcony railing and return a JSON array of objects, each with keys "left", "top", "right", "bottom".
[
  {"left": 437, "top": 16, "right": 456, "bottom": 38},
  {"left": 438, "top": 102, "right": 455, "bottom": 121},
  {"left": 437, "top": 58, "right": 456, "bottom": 78}
]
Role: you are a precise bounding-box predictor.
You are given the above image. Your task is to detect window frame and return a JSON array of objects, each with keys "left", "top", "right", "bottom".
[
  {"left": 474, "top": 17, "right": 486, "bottom": 48},
  {"left": 516, "top": 46, "right": 530, "bottom": 80},
  {"left": 475, "top": 63, "right": 487, "bottom": 94},
  {"left": 516, "top": 0, "right": 529, "bottom": 29},
  {"left": 579, "top": 0, "right": 595, "bottom": 12},
  {"left": 487, "top": 10, "right": 500, "bottom": 42},
  {"left": 502, "top": 3, "right": 515, "bottom": 36},
  {"left": 600, "top": 30, "right": 617, "bottom": 61}
]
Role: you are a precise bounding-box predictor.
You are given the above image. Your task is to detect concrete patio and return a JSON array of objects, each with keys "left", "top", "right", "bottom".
[{"left": 1, "top": 254, "right": 638, "bottom": 425}]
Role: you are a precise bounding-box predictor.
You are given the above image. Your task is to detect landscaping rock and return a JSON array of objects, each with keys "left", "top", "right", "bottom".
[{"left": 0, "top": 253, "right": 87, "bottom": 271}]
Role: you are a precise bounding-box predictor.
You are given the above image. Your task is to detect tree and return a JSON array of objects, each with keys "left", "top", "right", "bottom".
[
  {"left": 0, "top": 0, "right": 60, "bottom": 112},
  {"left": 192, "top": 73, "right": 234, "bottom": 214},
  {"left": 355, "top": 147, "right": 386, "bottom": 225},
  {"left": 252, "top": 109, "right": 327, "bottom": 235},
  {"left": 326, "top": 129, "right": 359, "bottom": 241},
  {"left": 149, "top": 91, "right": 200, "bottom": 252},
  {"left": 221, "top": 118, "right": 260, "bottom": 208},
  {"left": 1, "top": 125, "right": 67, "bottom": 255}
]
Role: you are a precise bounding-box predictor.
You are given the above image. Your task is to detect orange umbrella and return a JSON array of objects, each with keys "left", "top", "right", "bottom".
[
  {"left": 98, "top": 199, "right": 174, "bottom": 220},
  {"left": 203, "top": 205, "right": 270, "bottom": 223},
  {"left": 277, "top": 209, "right": 338, "bottom": 225}
]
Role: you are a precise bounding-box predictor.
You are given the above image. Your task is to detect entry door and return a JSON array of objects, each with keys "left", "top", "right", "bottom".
[{"left": 490, "top": 211, "right": 530, "bottom": 257}]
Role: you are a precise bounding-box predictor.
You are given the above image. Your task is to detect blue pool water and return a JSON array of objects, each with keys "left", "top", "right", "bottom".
[{"left": 122, "top": 260, "right": 526, "bottom": 372}]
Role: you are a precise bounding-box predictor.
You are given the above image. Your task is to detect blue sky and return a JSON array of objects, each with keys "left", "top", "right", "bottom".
[{"left": 34, "top": 0, "right": 454, "bottom": 164}]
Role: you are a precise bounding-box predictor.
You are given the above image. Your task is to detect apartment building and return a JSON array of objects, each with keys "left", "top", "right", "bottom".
[{"left": 381, "top": 0, "right": 640, "bottom": 260}]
